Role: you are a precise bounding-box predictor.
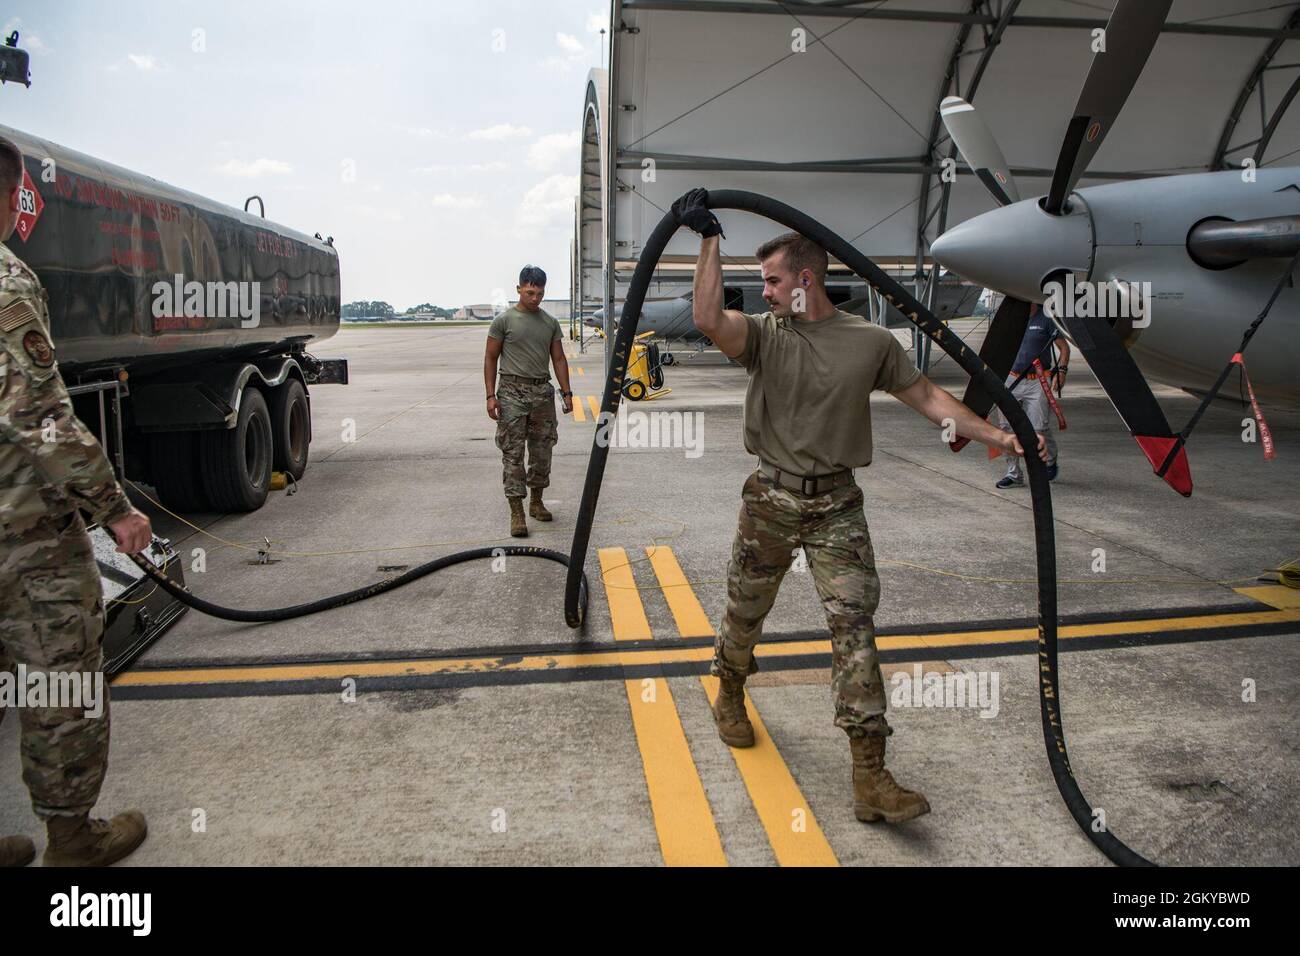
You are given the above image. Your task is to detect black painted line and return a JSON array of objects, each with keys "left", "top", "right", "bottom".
[
  {"left": 129, "top": 598, "right": 1277, "bottom": 671},
  {"left": 108, "top": 617, "right": 1298, "bottom": 702}
]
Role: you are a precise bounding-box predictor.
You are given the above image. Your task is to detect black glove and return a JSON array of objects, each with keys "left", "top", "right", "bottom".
[{"left": 671, "top": 187, "right": 724, "bottom": 238}]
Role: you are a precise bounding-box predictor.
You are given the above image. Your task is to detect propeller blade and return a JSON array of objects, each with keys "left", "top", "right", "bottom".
[
  {"left": 939, "top": 96, "right": 1020, "bottom": 207},
  {"left": 949, "top": 296, "right": 1031, "bottom": 452},
  {"left": 1044, "top": 0, "right": 1172, "bottom": 214},
  {"left": 1052, "top": 306, "right": 1191, "bottom": 496}
]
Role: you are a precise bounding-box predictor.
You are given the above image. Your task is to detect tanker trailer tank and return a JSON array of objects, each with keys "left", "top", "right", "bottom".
[{"left": 1, "top": 122, "right": 348, "bottom": 515}]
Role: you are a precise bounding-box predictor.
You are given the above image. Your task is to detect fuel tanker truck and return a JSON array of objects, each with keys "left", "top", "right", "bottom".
[{"left": 2, "top": 122, "right": 347, "bottom": 515}]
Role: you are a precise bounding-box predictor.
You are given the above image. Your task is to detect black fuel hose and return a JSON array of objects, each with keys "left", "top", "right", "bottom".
[
  {"left": 563, "top": 189, "right": 1153, "bottom": 867},
  {"left": 128, "top": 544, "right": 587, "bottom": 626}
]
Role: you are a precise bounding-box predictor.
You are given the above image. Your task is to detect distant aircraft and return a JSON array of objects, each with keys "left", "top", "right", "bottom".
[{"left": 585, "top": 278, "right": 983, "bottom": 342}]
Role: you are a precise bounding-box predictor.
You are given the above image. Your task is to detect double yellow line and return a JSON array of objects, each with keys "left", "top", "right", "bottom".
[
  {"left": 598, "top": 546, "right": 838, "bottom": 867},
  {"left": 570, "top": 395, "right": 603, "bottom": 423}
]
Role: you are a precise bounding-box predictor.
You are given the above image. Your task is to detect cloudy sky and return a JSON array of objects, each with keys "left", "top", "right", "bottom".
[{"left": 1, "top": 1, "right": 607, "bottom": 308}]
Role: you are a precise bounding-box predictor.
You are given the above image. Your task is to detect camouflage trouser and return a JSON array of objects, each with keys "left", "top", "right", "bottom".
[
  {"left": 994, "top": 374, "right": 1058, "bottom": 481},
  {"left": 495, "top": 374, "right": 558, "bottom": 499},
  {"left": 0, "top": 510, "right": 110, "bottom": 819},
  {"left": 712, "top": 470, "right": 890, "bottom": 738}
]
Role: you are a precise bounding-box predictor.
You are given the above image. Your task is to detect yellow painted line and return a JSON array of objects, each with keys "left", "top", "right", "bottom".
[
  {"left": 1237, "top": 584, "right": 1300, "bottom": 611},
  {"left": 112, "top": 606, "right": 1300, "bottom": 688},
  {"left": 586, "top": 395, "right": 601, "bottom": 420},
  {"left": 602, "top": 550, "right": 722, "bottom": 866},
  {"left": 571, "top": 395, "right": 587, "bottom": 423},
  {"left": 598, "top": 547, "right": 653, "bottom": 641},
  {"left": 575, "top": 367, "right": 585, "bottom": 375},
  {"left": 646, "top": 546, "right": 716, "bottom": 638},
  {"left": 878, "top": 606, "right": 1300, "bottom": 653},
  {"left": 625, "top": 677, "right": 727, "bottom": 866},
  {"left": 702, "top": 677, "right": 837, "bottom": 867}
]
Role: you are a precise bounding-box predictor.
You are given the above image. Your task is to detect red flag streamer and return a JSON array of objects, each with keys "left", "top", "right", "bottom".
[
  {"left": 1033, "top": 358, "right": 1068, "bottom": 430},
  {"left": 1231, "top": 351, "right": 1275, "bottom": 460}
]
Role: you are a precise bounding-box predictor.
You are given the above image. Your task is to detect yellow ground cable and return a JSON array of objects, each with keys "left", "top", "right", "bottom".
[{"left": 1275, "top": 557, "right": 1300, "bottom": 589}]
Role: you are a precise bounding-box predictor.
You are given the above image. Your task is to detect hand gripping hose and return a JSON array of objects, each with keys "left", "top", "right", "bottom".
[{"left": 562, "top": 189, "right": 1154, "bottom": 867}]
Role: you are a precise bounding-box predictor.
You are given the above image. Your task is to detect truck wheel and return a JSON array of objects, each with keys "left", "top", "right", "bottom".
[
  {"left": 147, "top": 430, "right": 212, "bottom": 513},
  {"left": 200, "top": 387, "right": 273, "bottom": 512},
  {"left": 270, "top": 378, "right": 310, "bottom": 480}
]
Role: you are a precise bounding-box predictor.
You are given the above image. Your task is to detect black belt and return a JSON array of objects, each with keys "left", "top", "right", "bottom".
[
  {"left": 499, "top": 374, "right": 549, "bottom": 383},
  {"left": 758, "top": 461, "right": 854, "bottom": 496}
]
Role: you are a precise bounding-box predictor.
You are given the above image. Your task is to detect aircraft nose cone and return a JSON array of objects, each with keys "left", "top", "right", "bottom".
[{"left": 931, "top": 198, "right": 1093, "bottom": 303}]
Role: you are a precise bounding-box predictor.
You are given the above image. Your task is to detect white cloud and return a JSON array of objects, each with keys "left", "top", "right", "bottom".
[
  {"left": 542, "top": 30, "right": 595, "bottom": 74},
  {"left": 467, "top": 123, "right": 533, "bottom": 142},
  {"left": 347, "top": 203, "right": 402, "bottom": 223},
  {"left": 586, "top": 11, "right": 609, "bottom": 34},
  {"left": 213, "top": 157, "right": 294, "bottom": 178},
  {"left": 127, "top": 53, "right": 163, "bottom": 71},
  {"left": 513, "top": 174, "right": 578, "bottom": 238},
  {"left": 527, "top": 131, "right": 580, "bottom": 172},
  {"left": 412, "top": 161, "right": 509, "bottom": 175},
  {"left": 393, "top": 124, "right": 452, "bottom": 140},
  {"left": 432, "top": 193, "right": 484, "bottom": 209}
]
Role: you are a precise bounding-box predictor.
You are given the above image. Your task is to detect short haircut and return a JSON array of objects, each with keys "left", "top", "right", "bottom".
[
  {"left": 0, "top": 137, "right": 23, "bottom": 193},
  {"left": 756, "top": 232, "right": 828, "bottom": 283},
  {"left": 518, "top": 264, "right": 547, "bottom": 288}
]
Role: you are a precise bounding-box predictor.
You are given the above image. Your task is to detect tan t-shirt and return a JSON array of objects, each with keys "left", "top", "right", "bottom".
[
  {"left": 487, "top": 306, "right": 561, "bottom": 379},
  {"left": 737, "top": 309, "right": 922, "bottom": 475}
]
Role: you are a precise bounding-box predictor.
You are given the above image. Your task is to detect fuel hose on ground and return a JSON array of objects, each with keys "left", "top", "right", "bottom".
[
  {"left": 128, "top": 545, "right": 585, "bottom": 625},
  {"left": 562, "top": 189, "right": 1154, "bottom": 867}
]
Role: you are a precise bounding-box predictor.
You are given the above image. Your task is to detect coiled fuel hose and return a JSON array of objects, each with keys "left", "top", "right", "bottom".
[
  {"left": 126, "top": 188, "right": 1150, "bottom": 866},
  {"left": 561, "top": 189, "right": 1153, "bottom": 867}
]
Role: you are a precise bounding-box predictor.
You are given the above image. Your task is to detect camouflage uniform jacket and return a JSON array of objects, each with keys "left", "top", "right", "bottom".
[{"left": 0, "top": 242, "right": 133, "bottom": 538}]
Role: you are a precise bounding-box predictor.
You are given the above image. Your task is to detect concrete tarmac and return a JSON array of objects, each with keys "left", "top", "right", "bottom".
[{"left": 2, "top": 322, "right": 1296, "bottom": 865}]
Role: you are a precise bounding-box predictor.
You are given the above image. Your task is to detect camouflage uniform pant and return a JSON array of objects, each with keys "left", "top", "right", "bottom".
[
  {"left": 994, "top": 373, "right": 1058, "bottom": 481},
  {"left": 0, "top": 511, "right": 110, "bottom": 819},
  {"left": 711, "top": 471, "right": 890, "bottom": 738},
  {"left": 495, "top": 375, "right": 559, "bottom": 499}
]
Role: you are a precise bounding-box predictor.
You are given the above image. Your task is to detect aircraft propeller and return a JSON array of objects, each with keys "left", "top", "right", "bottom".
[{"left": 935, "top": 0, "right": 1191, "bottom": 495}]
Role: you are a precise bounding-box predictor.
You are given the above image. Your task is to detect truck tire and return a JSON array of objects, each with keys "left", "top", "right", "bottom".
[
  {"left": 269, "top": 377, "right": 310, "bottom": 480},
  {"left": 200, "top": 386, "right": 273, "bottom": 512},
  {"left": 147, "top": 430, "right": 212, "bottom": 513}
]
